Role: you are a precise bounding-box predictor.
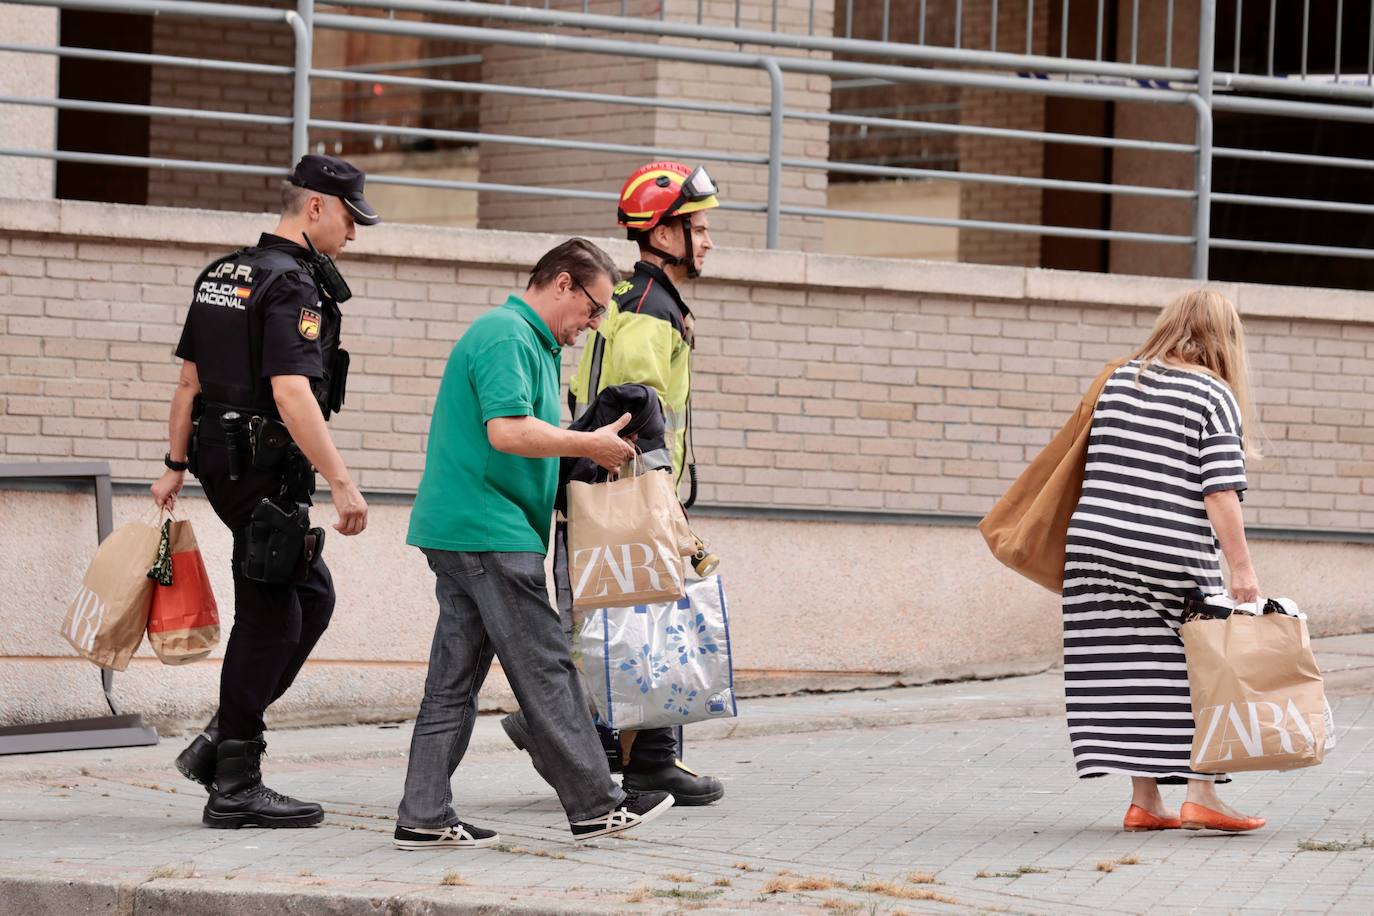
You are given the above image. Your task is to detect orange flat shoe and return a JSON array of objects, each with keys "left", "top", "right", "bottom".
[
  {"left": 1123, "top": 804, "right": 1182, "bottom": 831},
  {"left": 1179, "top": 802, "right": 1266, "bottom": 833}
]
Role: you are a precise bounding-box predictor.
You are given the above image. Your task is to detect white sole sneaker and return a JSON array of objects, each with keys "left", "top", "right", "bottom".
[
  {"left": 393, "top": 823, "right": 501, "bottom": 850},
  {"left": 570, "top": 793, "right": 675, "bottom": 842}
]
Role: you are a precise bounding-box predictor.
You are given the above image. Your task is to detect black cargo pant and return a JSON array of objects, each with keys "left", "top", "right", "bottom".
[{"left": 194, "top": 443, "right": 335, "bottom": 742}]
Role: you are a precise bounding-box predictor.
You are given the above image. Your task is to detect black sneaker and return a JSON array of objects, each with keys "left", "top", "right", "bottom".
[
  {"left": 623, "top": 761, "right": 725, "bottom": 806},
  {"left": 393, "top": 822, "right": 500, "bottom": 850},
  {"left": 569, "top": 790, "right": 674, "bottom": 842}
]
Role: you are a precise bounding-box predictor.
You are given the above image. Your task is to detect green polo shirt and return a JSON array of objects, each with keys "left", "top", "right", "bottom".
[{"left": 407, "top": 295, "right": 563, "bottom": 553}]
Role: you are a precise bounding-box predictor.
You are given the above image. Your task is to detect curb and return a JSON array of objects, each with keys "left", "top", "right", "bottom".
[{"left": 0, "top": 872, "right": 669, "bottom": 916}]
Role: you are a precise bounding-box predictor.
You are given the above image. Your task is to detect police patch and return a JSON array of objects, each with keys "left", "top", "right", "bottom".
[{"left": 298, "top": 308, "right": 321, "bottom": 340}]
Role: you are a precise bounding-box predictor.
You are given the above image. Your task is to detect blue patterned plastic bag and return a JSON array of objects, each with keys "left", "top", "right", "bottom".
[{"left": 573, "top": 575, "right": 738, "bottom": 730}]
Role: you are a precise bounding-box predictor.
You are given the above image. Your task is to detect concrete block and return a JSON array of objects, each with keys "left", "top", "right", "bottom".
[
  {"left": 1237, "top": 280, "right": 1371, "bottom": 323},
  {"left": 806, "top": 252, "right": 1025, "bottom": 299},
  {"left": 0, "top": 875, "right": 136, "bottom": 915},
  {"left": 0, "top": 198, "right": 60, "bottom": 232},
  {"left": 1024, "top": 266, "right": 1241, "bottom": 309}
]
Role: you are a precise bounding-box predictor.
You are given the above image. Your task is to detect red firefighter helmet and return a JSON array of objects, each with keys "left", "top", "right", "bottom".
[{"left": 617, "top": 161, "right": 720, "bottom": 232}]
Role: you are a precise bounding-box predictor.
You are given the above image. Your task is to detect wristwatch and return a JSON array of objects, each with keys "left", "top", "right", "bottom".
[{"left": 164, "top": 452, "right": 190, "bottom": 472}]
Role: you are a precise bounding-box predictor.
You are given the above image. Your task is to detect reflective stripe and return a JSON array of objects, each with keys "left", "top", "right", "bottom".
[
  {"left": 576, "top": 331, "right": 608, "bottom": 418},
  {"left": 639, "top": 447, "right": 672, "bottom": 471}
]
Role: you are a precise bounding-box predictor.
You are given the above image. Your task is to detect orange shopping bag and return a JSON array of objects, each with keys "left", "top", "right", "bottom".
[{"left": 146, "top": 517, "right": 220, "bottom": 665}]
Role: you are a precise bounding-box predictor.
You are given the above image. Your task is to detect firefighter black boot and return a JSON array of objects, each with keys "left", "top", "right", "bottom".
[
  {"left": 202, "top": 737, "right": 324, "bottom": 829},
  {"left": 175, "top": 713, "right": 220, "bottom": 791}
]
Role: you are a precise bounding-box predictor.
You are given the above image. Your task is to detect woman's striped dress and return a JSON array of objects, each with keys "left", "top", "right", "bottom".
[{"left": 1063, "top": 359, "right": 1248, "bottom": 782}]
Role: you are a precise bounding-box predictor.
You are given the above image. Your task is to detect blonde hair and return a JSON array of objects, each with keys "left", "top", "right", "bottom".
[{"left": 1132, "top": 289, "right": 1262, "bottom": 459}]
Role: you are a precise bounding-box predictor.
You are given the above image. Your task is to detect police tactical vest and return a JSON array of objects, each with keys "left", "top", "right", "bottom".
[{"left": 189, "top": 245, "right": 348, "bottom": 420}]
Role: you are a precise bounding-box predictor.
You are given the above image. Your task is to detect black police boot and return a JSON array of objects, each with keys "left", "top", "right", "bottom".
[
  {"left": 174, "top": 713, "right": 220, "bottom": 792},
  {"left": 202, "top": 737, "right": 324, "bottom": 829},
  {"left": 622, "top": 760, "right": 725, "bottom": 806}
]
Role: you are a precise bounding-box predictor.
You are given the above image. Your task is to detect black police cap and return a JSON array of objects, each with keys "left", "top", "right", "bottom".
[{"left": 289, "top": 154, "right": 381, "bottom": 226}]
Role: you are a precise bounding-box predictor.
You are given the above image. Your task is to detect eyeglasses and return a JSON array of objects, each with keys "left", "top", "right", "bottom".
[{"left": 572, "top": 278, "right": 608, "bottom": 320}]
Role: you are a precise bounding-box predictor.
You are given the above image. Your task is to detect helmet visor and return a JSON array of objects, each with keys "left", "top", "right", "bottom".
[{"left": 681, "top": 166, "right": 719, "bottom": 202}]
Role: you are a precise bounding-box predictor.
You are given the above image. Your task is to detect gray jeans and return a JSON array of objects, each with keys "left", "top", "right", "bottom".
[{"left": 396, "top": 548, "right": 625, "bottom": 827}]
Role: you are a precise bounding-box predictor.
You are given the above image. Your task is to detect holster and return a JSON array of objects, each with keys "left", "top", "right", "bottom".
[{"left": 239, "top": 497, "right": 326, "bottom": 585}]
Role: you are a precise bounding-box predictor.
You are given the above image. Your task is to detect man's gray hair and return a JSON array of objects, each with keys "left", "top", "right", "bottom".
[{"left": 526, "top": 238, "right": 620, "bottom": 292}]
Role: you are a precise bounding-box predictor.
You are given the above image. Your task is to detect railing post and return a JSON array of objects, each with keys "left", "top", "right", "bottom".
[
  {"left": 1192, "top": 0, "right": 1216, "bottom": 279},
  {"left": 288, "top": 0, "right": 315, "bottom": 164},
  {"left": 762, "top": 57, "right": 784, "bottom": 249}
]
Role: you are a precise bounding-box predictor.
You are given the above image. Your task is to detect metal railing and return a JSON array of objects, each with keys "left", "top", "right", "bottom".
[{"left": 2, "top": 0, "right": 1373, "bottom": 279}]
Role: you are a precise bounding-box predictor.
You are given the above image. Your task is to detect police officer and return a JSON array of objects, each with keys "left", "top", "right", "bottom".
[{"left": 150, "top": 154, "right": 377, "bottom": 829}]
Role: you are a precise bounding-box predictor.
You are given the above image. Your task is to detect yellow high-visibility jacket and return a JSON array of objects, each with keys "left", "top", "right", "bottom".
[{"left": 570, "top": 261, "right": 694, "bottom": 482}]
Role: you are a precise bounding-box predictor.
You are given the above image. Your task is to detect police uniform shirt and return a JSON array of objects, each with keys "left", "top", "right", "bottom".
[{"left": 176, "top": 233, "right": 326, "bottom": 412}]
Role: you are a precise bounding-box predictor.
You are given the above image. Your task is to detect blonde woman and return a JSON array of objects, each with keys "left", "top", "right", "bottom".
[{"left": 1063, "top": 290, "right": 1266, "bottom": 833}]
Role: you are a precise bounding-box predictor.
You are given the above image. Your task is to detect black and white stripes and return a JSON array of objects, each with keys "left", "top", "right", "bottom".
[{"left": 1063, "top": 360, "right": 1247, "bottom": 782}]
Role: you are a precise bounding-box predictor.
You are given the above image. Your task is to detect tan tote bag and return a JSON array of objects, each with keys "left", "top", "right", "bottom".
[
  {"left": 60, "top": 518, "right": 164, "bottom": 671},
  {"left": 567, "top": 463, "right": 687, "bottom": 610},
  {"left": 978, "top": 359, "right": 1127, "bottom": 593},
  {"left": 1182, "top": 602, "right": 1330, "bottom": 773}
]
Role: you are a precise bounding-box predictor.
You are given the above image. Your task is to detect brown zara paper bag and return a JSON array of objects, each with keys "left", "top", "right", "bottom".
[
  {"left": 147, "top": 519, "right": 221, "bottom": 665},
  {"left": 60, "top": 519, "right": 163, "bottom": 670},
  {"left": 978, "top": 359, "right": 1127, "bottom": 593},
  {"left": 567, "top": 467, "right": 687, "bottom": 610},
  {"left": 1182, "top": 608, "right": 1328, "bottom": 773}
]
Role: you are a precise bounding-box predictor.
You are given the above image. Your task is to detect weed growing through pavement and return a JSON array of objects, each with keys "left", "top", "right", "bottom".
[
  {"left": 853, "top": 879, "right": 962, "bottom": 904},
  {"left": 148, "top": 863, "right": 197, "bottom": 880},
  {"left": 1298, "top": 835, "right": 1374, "bottom": 852},
  {"left": 712, "top": 877, "right": 732, "bottom": 887},
  {"left": 906, "top": 871, "right": 939, "bottom": 884},
  {"left": 1095, "top": 855, "right": 1140, "bottom": 873},
  {"left": 625, "top": 884, "right": 650, "bottom": 903},
  {"left": 763, "top": 875, "right": 845, "bottom": 893},
  {"left": 976, "top": 865, "right": 1049, "bottom": 879},
  {"left": 649, "top": 887, "right": 722, "bottom": 901},
  {"left": 529, "top": 849, "right": 566, "bottom": 860},
  {"left": 819, "top": 900, "right": 862, "bottom": 914},
  {"left": 733, "top": 862, "right": 760, "bottom": 872},
  {"left": 440, "top": 872, "right": 468, "bottom": 886},
  {"left": 663, "top": 872, "right": 695, "bottom": 882}
]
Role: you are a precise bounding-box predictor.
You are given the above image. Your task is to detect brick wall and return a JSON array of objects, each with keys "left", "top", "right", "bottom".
[
  {"left": 2, "top": 200, "right": 1373, "bottom": 533},
  {"left": 0, "top": 3, "right": 57, "bottom": 200},
  {"left": 146, "top": 0, "right": 294, "bottom": 213},
  {"left": 1107, "top": 0, "right": 1198, "bottom": 279},
  {"left": 478, "top": 0, "right": 832, "bottom": 251},
  {"left": 956, "top": 0, "right": 1050, "bottom": 267}
]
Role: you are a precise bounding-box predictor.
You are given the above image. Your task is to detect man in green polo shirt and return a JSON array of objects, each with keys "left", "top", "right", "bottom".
[{"left": 394, "top": 238, "right": 677, "bottom": 850}]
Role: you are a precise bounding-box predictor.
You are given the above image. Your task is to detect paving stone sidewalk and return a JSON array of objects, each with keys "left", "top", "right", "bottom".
[{"left": 2, "top": 633, "right": 1373, "bottom": 915}]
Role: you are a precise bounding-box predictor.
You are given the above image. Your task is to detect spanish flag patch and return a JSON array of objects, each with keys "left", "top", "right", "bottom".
[{"left": 298, "top": 308, "right": 321, "bottom": 341}]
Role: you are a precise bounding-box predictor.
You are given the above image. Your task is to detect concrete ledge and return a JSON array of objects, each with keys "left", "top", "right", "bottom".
[
  {"left": 0, "top": 872, "right": 632, "bottom": 916},
  {"left": 2, "top": 197, "right": 1369, "bottom": 324},
  {"left": 0, "top": 874, "right": 139, "bottom": 916}
]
